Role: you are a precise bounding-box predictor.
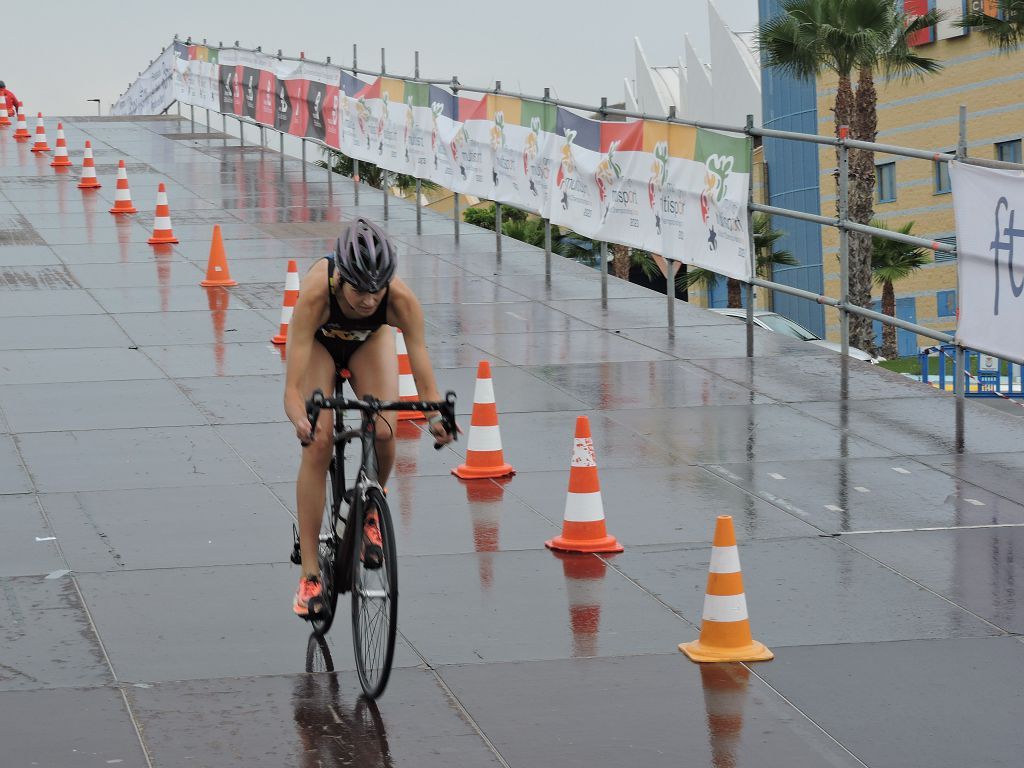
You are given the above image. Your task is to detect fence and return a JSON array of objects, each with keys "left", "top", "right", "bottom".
[{"left": 112, "top": 38, "right": 1024, "bottom": 407}]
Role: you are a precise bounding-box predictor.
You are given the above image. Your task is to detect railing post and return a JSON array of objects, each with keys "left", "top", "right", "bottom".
[
  {"left": 955, "top": 344, "right": 967, "bottom": 401},
  {"left": 415, "top": 50, "right": 422, "bottom": 234},
  {"left": 667, "top": 260, "right": 678, "bottom": 338},
  {"left": 838, "top": 125, "right": 851, "bottom": 360},
  {"left": 239, "top": 117, "right": 245, "bottom": 147},
  {"left": 326, "top": 145, "right": 333, "bottom": 192},
  {"left": 600, "top": 241, "right": 608, "bottom": 305},
  {"left": 190, "top": 104, "right": 195, "bottom": 131},
  {"left": 544, "top": 218, "right": 552, "bottom": 279},
  {"left": 452, "top": 75, "right": 461, "bottom": 241},
  {"left": 746, "top": 113, "right": 757, "bottom": 358},
  {"left": 957, "top": 104, "right": 967, "bottom": 160},
  {"left": 494, "top": 81, "right": 503, "bottom": 256}
]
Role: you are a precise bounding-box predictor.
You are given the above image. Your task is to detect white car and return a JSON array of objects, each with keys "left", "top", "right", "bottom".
[{"left": 709, "top": 308, "right": 884, "bottom": 364}]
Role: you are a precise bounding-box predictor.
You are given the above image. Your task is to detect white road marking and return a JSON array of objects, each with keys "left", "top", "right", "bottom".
[
  {"left": 35, "top": 536, "right": 56, "bottom": 542},
  {"left": 768, "top": 472, "right": 786, "bottom": 480},
  {"left": 506, "top": 311, "right": 527, "bottom": 321},
  {"left": 965, "top": 498, "right": 986, "bottom": 506},
  {"left": 892, "top": 467, "right": 911, "bottom": 474},
  {"left": 854, "top": 486, "right": 871, "bottom": 493},
  {"left": 825, "top": 504, "right": 844, "bottom": 512},
  {"left": 835, "top": 523, "right": 1024, "bottom": 535}
]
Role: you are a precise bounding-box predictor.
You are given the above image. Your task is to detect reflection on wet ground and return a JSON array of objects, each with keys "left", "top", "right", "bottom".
[{"left": 1, "top": 116, "right": 1023, "bottom": 766}]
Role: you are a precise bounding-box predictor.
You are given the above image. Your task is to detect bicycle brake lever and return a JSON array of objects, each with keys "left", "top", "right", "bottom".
[
  {"left": 433, "top": 391, "right": 458, "bottom": 450},
  {"left": 304, "top": 389, "right": 325, "bottom": 446}
]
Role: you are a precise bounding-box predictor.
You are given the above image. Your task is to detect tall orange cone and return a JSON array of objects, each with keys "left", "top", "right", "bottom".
[
  {"left": 108, "top": 160, "right": 138, "bottom": 214},
  {"left": 13, "top": 105, "right": 31, "bottom": 140},
  {"left": 50, "top": 123, "right": 72, "bottom": 167},
  {"left": 199, "top": 224, "right": 237, "bottom": 285},
  {"left": 271, "top": 259, "right": 299, "bottom": 344},
  {"left": 147, "top": 183, "right": 179, "bottom": 244},
  {"left": 0, "top": 101, "right": 11, "bottom": 127},
  {"left": 452, "top": 361, "right": 515, "bottom": 479},
  {"left": 545, "top": 416, "right": 622, "bottom": 554},
  {"left": 555, "top": 552, "right": 608, "bottom": 657},
  {"left": 679, "top": 515, "right": 773, "bottom": 663},
  {"left": 395, "top": 328, "right": 424, "bottom": 421},
  {"left": 30, "top": 113, "right": 50, "bottom": 152},
  {"left": 77, "top": 141, "right": 101, "bottom": 189}
]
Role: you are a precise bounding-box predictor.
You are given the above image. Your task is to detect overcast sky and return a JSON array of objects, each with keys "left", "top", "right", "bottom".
[{"left": 4, "top": 0, "right": 757, "bottom": 118}]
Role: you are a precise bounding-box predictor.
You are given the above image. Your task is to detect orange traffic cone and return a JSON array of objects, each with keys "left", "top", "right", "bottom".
[
  {"left": 50, "top": 123, "right": 72, "bottom": 167},
  {"left": 396, "top": 328, "right": 424, "bottom": 421},
  {"left": 0, "top": 101, "right": 11, "bottom": 127},
  {"left": 147, "top": 183, "right": 179, "bottom": 244},
  {"left": 108, "top": 160, "right": 138, "bottom": 214},
  {"left": 199, "top": 224, "right": 237, "bottom": 285},
  {"left": 555, "top": 552, "right": 609, "bottom": 657},
  {"left": 271, "top": 259, "right": 299, "bottom": 344},
  {"left": 30, "top": 113, "right": 50, "bottom": 152},
  {"left": 77, "top": 141, "right": 101, "bottom": 189},
  {"left": 679, "top": 515, "right": 773, "bottom": 663},
  {"left": 545, "top": 416, "right": 622, "bottom": 554},
  {"left": 452, "top": 361, "right": 515, "bottom": 479},
  {"left": 13, "top": 105, "right": 31, "bottom": 140}
]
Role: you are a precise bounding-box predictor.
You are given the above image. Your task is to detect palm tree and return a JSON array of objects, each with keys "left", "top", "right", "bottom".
[
  {"left": 957, "top": 1, "right": 1024, "bottom": 51},
  {"left": 757, "top": 0, "right": 942, "bottom": 350},
  {"left": 871, "top": 220, "right": 930, "bottom": 359},
  {"left": 681, "top": 213, "right": 797, "bottom": 308}
]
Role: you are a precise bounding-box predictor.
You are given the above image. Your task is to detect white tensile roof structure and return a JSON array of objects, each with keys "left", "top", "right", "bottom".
[{"left": 624, "top": 0, "right": 761, "bottom": 129}]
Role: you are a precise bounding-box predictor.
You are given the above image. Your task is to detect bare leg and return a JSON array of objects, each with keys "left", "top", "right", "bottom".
[{"left": 296, "top": 342, "right": 338, "bottom": 580}]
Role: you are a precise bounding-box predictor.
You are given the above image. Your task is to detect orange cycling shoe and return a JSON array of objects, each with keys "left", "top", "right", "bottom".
[
  {"left": 293, "top": 575, "right": 322, "bottom": 616},
  {"left": 362, "top": 512, "right": 383, "bottom": 569}
]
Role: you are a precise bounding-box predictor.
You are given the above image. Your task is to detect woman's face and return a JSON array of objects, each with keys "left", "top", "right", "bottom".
[{"left": 340, "top": 281, "right": 387, "bottom": 317}]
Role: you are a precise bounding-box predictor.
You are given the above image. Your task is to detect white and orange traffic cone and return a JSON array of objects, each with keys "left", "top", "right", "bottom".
[
  {"left": 13, "top": 105, "right": 31, "bottom": 141},
  {"left": 108, "top": 160, "right": 137, "bottom": 214},
  {"left": 30, "top": 113, "right": 51, "bottom": 152},
  {"left": 147, "top": 183, "right": 179, "bottom": 244},
  {"left": 199, "top": 224, "right": 236, "bottom": 285},
  {"left": 545, "top": 416, "right": 622, "bottom": 554},
  {"left": 395, "top": 328, "right": 424, "bottom": 421},
  {"left": 0, "top": 101, "right": 10, "bottom": 127},
  {"left": 77, "top": 141, "right": 101, "bottom": 189},
  {"left": 271, "top": 259, "right": 299, "bottom": 344},
  {"left": 50, "top": 123, "right": 72, "bottom": 167},
  {"left": 679, "top": 515, "right": 773, "bottom": 663},
  {"left": 452, "top": 361, "right": 515, "bottom": 479}
]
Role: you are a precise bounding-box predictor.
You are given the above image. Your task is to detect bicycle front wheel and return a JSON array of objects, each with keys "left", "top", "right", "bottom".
[{"left": 351, "top": 487, "right": 398, "bottom": 699}]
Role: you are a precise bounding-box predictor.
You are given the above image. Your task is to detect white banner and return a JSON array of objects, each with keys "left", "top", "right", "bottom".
[
  {"left": 111, "top": 45, "right": 176, "bottom": 116},
  {"left": 951, "top": 161, "right": 1024, "bottom": 362}
]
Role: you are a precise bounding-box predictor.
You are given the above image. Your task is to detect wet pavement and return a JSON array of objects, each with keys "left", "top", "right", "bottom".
[{"left": 2, "top": 115, "right": 1023, "bottom": 767}]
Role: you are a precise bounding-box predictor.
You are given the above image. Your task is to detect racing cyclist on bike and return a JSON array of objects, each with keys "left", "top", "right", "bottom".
[{"left": 284, "top": 217, "right": 454, "bottom": 616}]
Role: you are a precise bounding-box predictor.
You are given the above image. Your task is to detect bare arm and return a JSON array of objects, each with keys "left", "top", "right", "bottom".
[{"left": 283, "top": 261, "right": 329, "bottom": 440}]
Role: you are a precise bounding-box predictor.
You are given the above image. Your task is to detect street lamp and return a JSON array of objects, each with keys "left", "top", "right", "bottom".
[{"left": 86, "top": 98, "right": 101, "bottom": 116}]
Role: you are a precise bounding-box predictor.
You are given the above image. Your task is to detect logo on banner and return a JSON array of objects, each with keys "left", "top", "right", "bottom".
[
  {"left": 523, "top": 117, "right": 542, "bottom": 196},
  {"left": 556, "top": 129, "right": 578, "bottom": 210},
  {"left": 377, "top": 92, "right": 390, "bottom": 155},
  {"left": 223, "top": 72, "right": 234, "bottom": 99},
  {"left": 450, "top": 124, "right": 470, "bottom": 179},
  {"left": 701, "top": 153, "right": 734, "bottom": 250},
  {"left": 990, "top": 196, "right": 1024, "bottom": 314},
  {"left": 356, "top": 97, "right": 370, "bottom": 148},
  {"left": 246, "top": 74, "right": 255, "bottom": 105},
  {"left": 648, "top": 142, "right": 669, "bottom": 233},
  {"left": 278, "top": 86, "right": 289, "bottom": 117},
  {"left": 263, "top": 79, "right": 273, "bottom": 111},
  {"left": 431, "top": 102, "right": 444, "bottom": 169},
  {"left": 404, "top": 97, "right": 415, "bottom": 163},
  {"left": 595, "top": 141, "right": 623, "bottom": 222},
  {"left": 328, "top": 93, "right": 339, "bottom": 129}
]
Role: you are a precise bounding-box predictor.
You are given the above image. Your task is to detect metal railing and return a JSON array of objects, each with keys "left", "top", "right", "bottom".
[{"left": 140, "top": 38, "right": 1024, "bottom": 397}]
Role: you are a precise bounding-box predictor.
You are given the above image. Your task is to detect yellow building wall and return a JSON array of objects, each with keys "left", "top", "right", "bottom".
[{"left": 815, "top": 31, "right": 1024, "bottom": 351}]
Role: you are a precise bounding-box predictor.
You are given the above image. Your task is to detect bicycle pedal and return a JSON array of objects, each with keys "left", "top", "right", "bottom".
[{"left": 289, "top": 544, "right": 302, "bottom": 565}]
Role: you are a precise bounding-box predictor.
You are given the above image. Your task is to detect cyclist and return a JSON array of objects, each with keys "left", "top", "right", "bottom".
[
  {"left": 0, "top": 81, "right": 19, "bottom": 116},
  {"left": 284, "top": 217, "right": 454, "bottom": 616}
]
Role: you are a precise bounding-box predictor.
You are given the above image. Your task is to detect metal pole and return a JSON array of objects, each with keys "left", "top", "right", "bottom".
[
  {"left": 453, "top": 192, "right": 461, "bottom": 240},
  {"left": 415, "top": 51, "right": 422, "bottom": 233},
  {"left": 452, "top": 75, "right": 461, "bottom": 240},
  {"left": 381, "top": 47, "right": 388, "bottom": 218},
  {"left": 495, "top": 202, "right": 502, "bottom": 255},
  {"left": 956, "top": 106, "right": 967, "bottom": 410},
  {"left": 746, "top": 114, "right": 757, "bottom": 358},
  {"left": 955, "top": 345, "right": 966, "bottom": 400},
  {"left": 206, "top": 108, "right": 211, "bottom": 133},
  {"left": 239, "top": 117, "right": 245, "bottom": 147},
  {"left": 957, "top": 105, "right": 967, "bottom": 160},
  {"left": 666, "top": 260, "right": 678, "bottom": 338},
  {"left": 190, "top": 104, "right": 195, "bottom": 131},
  {"left": 300, "top": 137, "right": 305, "bottom": 164},
  {"left": 544, "top": 218, "right": 552, "bottom": 278},
  {"left": 279, "top": 130, "right": 284, "bottom": 156},
  {"left": 327, "top": 145, "right": 333, "bottom": 192},
  {"left": 838, "top": 125, "right": 851, "bottom": 359},
  {"left": 177, "top": 101, "right": 181, "bottom": 117},
  {"left": 600, "top": 241, "right": 608, "bottom": 305}
]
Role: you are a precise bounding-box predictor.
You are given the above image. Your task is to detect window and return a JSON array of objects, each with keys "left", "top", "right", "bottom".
[
  {"left": 876, "top": 162, "right": 896, "bottom": 203},
  {"left": 936, "top": 290, "right": 957, "bottom": 318},
  {"left": 934, "top": 154, "right": 951, "bottom": 194},
  {"left": 996, "top": 139, "right": 1022, "bottom": 164}
]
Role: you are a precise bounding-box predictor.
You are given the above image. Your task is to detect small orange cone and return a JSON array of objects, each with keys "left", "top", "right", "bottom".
[
  {"left": 77, "top": 141, "right": 101, "bottom": 189},
  {"left": 679, "top": 515, "right": 773, "bottom": 663},
  {"left": 147, "top": 183, "right": 179, "bottom": 244},
  {"left": 13, "top": 105, "right": 31, "bottom": 141},
  {"left": 108, "top": 160, "right": 138, "bottom": 214},
  {"left": 199, "top": 224, "right": 237, "bottom": 285},
  {"left": 395, "top": 328, "right": 424, "bottom": 421},
  {"left": 50, "top": 123, "right": 72, "bottom": 167},
  {"left": 545, "top": 416, "right": 622, "bottom": 554},
  {"left": 271, "top": 259, "right": 299, "bottom": 344},
  {"left": 30, "top": 113, "right": 51, "bottom": 152},
  {"left": 452, "top": 361, "right": 515, "bottom": 479},
  {"left": 0, "top": 101, "right": 11, "bottom": 127}
]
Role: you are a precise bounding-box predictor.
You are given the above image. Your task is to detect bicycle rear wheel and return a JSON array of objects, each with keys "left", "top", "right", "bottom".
[
  {"left": 310, "top": 460, "right": 341, "bottom": 637},
  {"left": 351, "top": 487, "right": 398, "bottom": 699}
]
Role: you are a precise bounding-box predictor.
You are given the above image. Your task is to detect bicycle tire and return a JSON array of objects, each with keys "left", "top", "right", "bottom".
[
  {"left": 351, "top": 487, "right": 398, "bottom": 699},
  {"left": 310, "top": 461, "right": 342, "bottom": 637}
]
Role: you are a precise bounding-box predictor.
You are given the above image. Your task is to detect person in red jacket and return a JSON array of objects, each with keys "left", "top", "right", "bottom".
[{"left": 0, "top": 82, "right": 19, "bottom": 115}]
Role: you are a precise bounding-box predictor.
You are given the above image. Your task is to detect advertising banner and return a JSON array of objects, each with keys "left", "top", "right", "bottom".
[
  {"left": 950, "top": 161, "right": 1024, "bottom": 362},
  {"left": 112, "top": 45, "right": 176, "bottom": 116}
]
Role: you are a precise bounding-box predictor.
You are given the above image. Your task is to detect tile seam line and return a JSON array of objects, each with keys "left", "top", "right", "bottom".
[{"left": 399, "top": 630, "right": 514, "bottom": 768}]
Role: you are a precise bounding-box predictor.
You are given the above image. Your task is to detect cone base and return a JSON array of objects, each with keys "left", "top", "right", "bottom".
[
  {"left": 31, "top": 146, "right": 51, "bottom": 153},
  {"left": 78, "top": 182, "right": 102, "bottom": 189},
  {"left": 678, "top": 638, "right": 774, "bottom": 663},
  {"left": 149, "top": 235, "right": 179, "bottom": 245},
  {"left": 271, "top": 334, "right": 287, "bottom": 345},
  {"left": 109, "top": 206, "right": 138, "bottom": 214},
  {"left": 50, "top": 159, "right": 72, "bottom": 167},
  {"left": 200, "top": 277, "right": 237, "bottom": 286},
  {"left": 451, "top": 463, "right": 515, "bottom": 480},
  {"left": 14, "top": 135, "right": 31, "bottom": 141},
  {"left": 546, "top": 534, "right": 623, "bottom": 554}
]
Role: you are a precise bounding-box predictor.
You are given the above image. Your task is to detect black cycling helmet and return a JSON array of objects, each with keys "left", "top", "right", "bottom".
[
  {"left": 0, "top": 81, "right": 5, "bottom": 89},
  {"left": 334, "top": 217, "right": 396, "bottom": 293}
]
